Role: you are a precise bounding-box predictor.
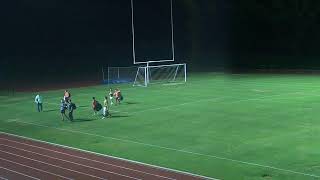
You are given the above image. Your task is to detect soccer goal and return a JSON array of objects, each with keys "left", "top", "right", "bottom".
[
  {"left": 129, "top": 0, "right": 187, "bottom": 87},
  {"left": 133, "top": 62, "right": 187, "bottom": 87},
  {"left": 102, "top": 63, "right": 186, "bottom": 87},
  {"left": 102, "top": 66, "right": 139, "bottom": 84}
]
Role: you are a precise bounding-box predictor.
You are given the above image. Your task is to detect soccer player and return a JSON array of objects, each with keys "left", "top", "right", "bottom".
[
  {"left": 108, "top": 88, "right": 114, "bottom": 105},
  {"left": 114, "top": 88, "right": 122, "bottom": 105},
  {"left": 34, "top": 94, "right": 43, "bottom": 112},
  {"left": 92, "top": 97, "right": 102, "bottom": 115},
  {"left": 60, "top": 99, "right": 68, "bottom": 121},
  {"left": 67, "top": 100, "right": 75, "bottom": 121},
  {"left": 63, "top": 90, "right": 71, "bottom": 102},
  {"left": 102, "top": 96, "right": 111, "bottom": 119}
]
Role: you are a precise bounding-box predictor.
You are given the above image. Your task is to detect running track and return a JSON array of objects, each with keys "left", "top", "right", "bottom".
[{"left": 0, "top": 133, "right": 210, "bottom": 180}]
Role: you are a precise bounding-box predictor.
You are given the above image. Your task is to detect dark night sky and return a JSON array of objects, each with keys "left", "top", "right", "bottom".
[{"left": 1, "top": 0, "right": 320, "bottom": 84}]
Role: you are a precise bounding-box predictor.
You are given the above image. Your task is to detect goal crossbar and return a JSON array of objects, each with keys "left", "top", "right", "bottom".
[
  {"left": 148, "top": 63, "right": 186, "bottom": 68},
  {"left": 133, "top": 62, "right": 187, "bottom": 87}
]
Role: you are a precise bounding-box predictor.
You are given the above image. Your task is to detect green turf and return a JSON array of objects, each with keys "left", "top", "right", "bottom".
[{"left": 1, "top": 72, "right": 320, "bottom": 180}]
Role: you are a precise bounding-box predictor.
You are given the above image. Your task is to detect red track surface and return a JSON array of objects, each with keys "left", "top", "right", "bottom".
[{"left": 0, "top": 133, "right": 208, "bottom": 180}]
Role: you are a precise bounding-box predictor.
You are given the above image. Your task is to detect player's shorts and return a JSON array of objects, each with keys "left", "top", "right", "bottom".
[
  {"left": 60, "top": 109, "right": 65, "bottom": 113},
  {"left": 103, "top": 107, "right": 109, "bottom": 116},
  {"left": 95, "top": 103, "right": 102, "bottom": 111}
]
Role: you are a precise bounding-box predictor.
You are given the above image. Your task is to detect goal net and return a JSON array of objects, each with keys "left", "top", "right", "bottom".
[
  {"left": 133, "top": 63, "right": 186, "bottom": 87},
  {"left": 103, "top": 63, "right": 187, "bottom": 87},
  {"left": 133, "top": 66, "right": 147, "bottom": 87},
  {"left": 103, "top": 66, "right": 139, "bottom": 84}
]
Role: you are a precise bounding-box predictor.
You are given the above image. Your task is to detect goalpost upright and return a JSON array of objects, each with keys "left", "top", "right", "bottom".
[
  {"left": 101, "top": 0, "right": 187, "bottom": 87},
  {"left": 102, "top": 0, "right": 186, "bottom": 87},
  {"left": 130, "top": 0, "right": 175, "bottom": 64}
]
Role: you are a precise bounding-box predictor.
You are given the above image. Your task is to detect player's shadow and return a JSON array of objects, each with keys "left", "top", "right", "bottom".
[
  {"left": 72, "top": 118, "right": 96, "bottom": 122},
  {"left": 110, "top": 115, "right": 129, "bottom": 118},
  {"left": 124, "top": 101, "right": 138, "bottom": 105},
  {"left": 77, "top": 105, "right": 89, "bottom": 108},
  {"left": 43, "top": 109, "right": 56, "bottom": 113}
]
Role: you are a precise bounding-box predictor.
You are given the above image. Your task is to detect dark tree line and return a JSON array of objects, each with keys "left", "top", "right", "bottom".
[{"left": 232, "top": 0, "right": 320, "bottom": 55}]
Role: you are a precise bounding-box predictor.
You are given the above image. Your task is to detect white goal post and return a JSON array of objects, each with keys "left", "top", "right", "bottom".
[
  {"left": 131, "top": 0, "right": 175, "bottom": 64},
  {"left": 102, "top": 0, "right": 187, "bottom": 87},
  {"left": 103, "top": 63, "right": 187, "bottom": 87},
  {"left": 103, "top": 63, "right": 186, "bottom": 87},
  {"left": 133, "top": 62, "right": 187, "bottom": 87}
]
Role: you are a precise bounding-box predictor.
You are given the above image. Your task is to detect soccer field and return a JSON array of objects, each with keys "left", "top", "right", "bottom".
[{"left": 1, "top": 72, "right": 320, "bottom": 180}]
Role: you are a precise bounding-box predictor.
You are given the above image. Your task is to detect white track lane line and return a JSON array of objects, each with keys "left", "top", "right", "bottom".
[
  {"left": 0, "top": 176, "right": 8, "bottom": 180},
  {"left": 0, "top": 150, "right": 107, "bottom": 180},
  {"left": 3, "top": 91, "right": 310, "bottom": 179},
  {"left": 3, "top": 120, "right": 319, "bottom": 179},
  {"left": 0, "top": 166, "right": 40, "bottom": 180},
  {"left": 0, "top": 144, "right": 146, "bottom": 180},
  {"left": 0, "top": 138, "right": 175, "bottom": 180},
  {"left": 0, "top": 132, "right": 217, "bottom": 180},
  {"left": 0, "top": 158, "right": 72, "bottom": 180}
]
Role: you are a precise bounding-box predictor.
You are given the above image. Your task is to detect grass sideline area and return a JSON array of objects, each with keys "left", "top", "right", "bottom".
[{"left": 1, "top": 72, "right": 320, "bottom": 179}]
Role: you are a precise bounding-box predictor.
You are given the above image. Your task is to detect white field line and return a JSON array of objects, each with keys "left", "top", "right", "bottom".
[
  {"left": 252, "top": 89, "right": 269, "bottom": 93},
  {"left": 0, "top": 166, "right": 39, "bottom": 180},
  {"left": 0, "top": 75, "right": 218, "bottom": 102},
  {"left": 0, "top": 157, "right": 72, "bottom": 180},
  {"left": 36, "top": 86, "right": 320, "bottom": 110},
  {"left": 0, "top": 75, "right": 296, "bottom": 100},
  {"left": 45, "top": 90, "right": 304, "bottom": 117},
  {"left": 130, "top": 91, "right": 303, "bottom": 115},
  {"left": 162, "top": 82, "right": 185, "bottom": 86},
  {"left": 0, "top": 138, "right": 175, "bottom": 180},
  {"left": 4, "top": 86, "right": 320, "bottom": 178},
  {"left": 0, "top": 176, "right": 7, "bottom": 180},
  {"left": 5, "top": 118, "right": 20, "bottom": 123},
  {"left": 45, "top": 102, "right": 124, "bottom": 114},
  {"left": 6, "top": 75, "right": 320, "bottom": 104},
  {"left": 0, "top": 132, "right": 218, "bottom": 180},
  {"left": 16, "top": 73, "right": 300, "bottom": 96},
  {"left": 0, "top": 144, "right": 147, "bottom": 180},
  {"left": 7, "top": 77, "right": 320, "bottom": 114},
  {"left": 0, "top": 150, "right": 106, "bottom": 180},
  {"left": 2, "top": 119, "right": 319, "bottom": 179},
  {"left": 130, "top": 97, "right": 225, "bottom": 114}
]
